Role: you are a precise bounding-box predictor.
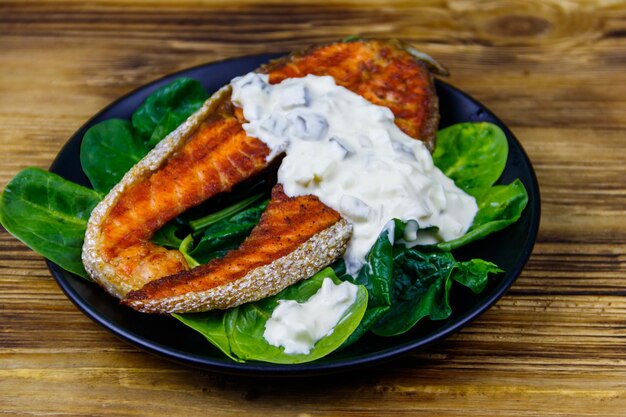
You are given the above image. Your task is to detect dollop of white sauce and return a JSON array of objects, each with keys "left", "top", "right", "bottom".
[
  {"left": 263, "top": 278, "right": 358, "bottom": 355},
  {"left": 231, "top": 73, "right": 478, "bottom": 274}
]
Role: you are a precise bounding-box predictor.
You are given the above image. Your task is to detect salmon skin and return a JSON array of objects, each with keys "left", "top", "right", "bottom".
[{"left": 82, "top": 39, "right": 442, "bottom": 312}]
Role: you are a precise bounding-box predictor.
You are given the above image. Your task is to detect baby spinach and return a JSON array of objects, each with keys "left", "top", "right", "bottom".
[
  {"left": 433, "top": 122, "right": 508, "bottom": 195},
  {"left": 80, "top": 119, "right": 149, "bottom": 194},
  {"left": 354, "top": 230, "right": 393, "bottom": 307},
  {"left": 0, "top": 167, "right": 102, "bottom": 278},
  {"left": 173, "top": 311, "right": 242, "bottom": 362},
  {"left": 131, "top": 78, "right": 208, "bottom": 148},
  {"left": 150, "top": 221, "right": 184, "bottom": 249},
  {"left": 80, "top": 78, "right": 209, "bottom": 194},
  {"left": 371, "top": 247, "right": 502, "bottom": 336},
  {"left": 173, "top": 268, "right": 368, "bottom": 364},
  {"left": 179, "top": 234, "right": 200, "bottom": 268},
  {"left": 435, "top": 179, "right": 528, "bottom": 251},
  {"left": 189, "top": 198, "right": 268, "bottom": 264},
  {"left": 428, "top": 122, "right": 528, "bottom": 251},
  {"left": 341, "top": 228, "right": 500, "bottom": 342},
  {"left": 189, "top": 193, "right": 265, "bottom": 232}
]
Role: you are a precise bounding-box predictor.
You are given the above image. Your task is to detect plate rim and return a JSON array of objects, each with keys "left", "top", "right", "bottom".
[{"left": 47, "top": 52, "right": 541, "bottom": 376}]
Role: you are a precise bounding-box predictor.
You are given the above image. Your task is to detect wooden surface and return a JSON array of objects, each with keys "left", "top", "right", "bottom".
[{"left": 1, "top": 0, "right": 625, "bottom": 415}]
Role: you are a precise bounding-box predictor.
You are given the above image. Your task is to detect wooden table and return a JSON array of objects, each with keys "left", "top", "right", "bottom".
[{"left": 1, "top": 1, "right": 625, "bottom": 415}]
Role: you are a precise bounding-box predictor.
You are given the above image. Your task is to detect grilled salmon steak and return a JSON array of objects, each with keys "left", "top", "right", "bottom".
[{"left": 82, "top": 39, "right": 442, "bottom": 312}]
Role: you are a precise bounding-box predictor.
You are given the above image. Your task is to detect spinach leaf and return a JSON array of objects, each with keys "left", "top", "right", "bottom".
[
  {"left": 0, "top": 167, "right": 102, "bottom": 278},
  {"left": 226, "top": 268, "right": 368, "bottom": 364},
  {"left": 426, "top": 122, "right": 528, "bottom": 251},
  {"left": 355, "top": 230, "right": 393, "bottom": 307},
  {"left": 150, "top": 221, "right": 184, "bottom": 249},
  {"left": 80, "top": 119, "right": 149, "bottom": 194},
  {"left": 189, "top": 193, "right": 266, "bottom": 232},
  {"left": 81, "top": 79, "right": 208, "bottom": 194},
  {"left": 433, "top": 122, "right": 508, "bottom": 194},
  {"left": 174, "top": 268, "right": 367, "bottom": 364},
  {"left": 189, "top": 199, "right": 268, "bottom": 264},
  {"left": 179, "top": 234, "right": 200, "bottom": 268},
  {"left": 340, "top": 305, "right": 389, "bottom": 349},
  {"left": 172, "top": 312, "right": 242, "bottom": 362},
  {"left": 131, "top": 78, "right": 208, "bottom": 148},
  {"left": 372, "top": 248, "right": 502, "bottom": 336},
  {"left": 435, "top": 179, "right": 528, "bottom": 251}
]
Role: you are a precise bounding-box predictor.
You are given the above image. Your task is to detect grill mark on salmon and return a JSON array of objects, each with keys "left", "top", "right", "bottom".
[{"left": 82, "top": 39, "right": 441, "bottom": 310}]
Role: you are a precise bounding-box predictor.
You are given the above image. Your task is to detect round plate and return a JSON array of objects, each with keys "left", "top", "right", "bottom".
[{"left": 48, "top": 53, "right": 540, "bottom": 376}]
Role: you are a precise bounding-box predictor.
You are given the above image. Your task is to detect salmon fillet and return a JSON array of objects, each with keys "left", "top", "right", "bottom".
[{"left": 82, "top": 39, "right": 441, "bottom": 311}]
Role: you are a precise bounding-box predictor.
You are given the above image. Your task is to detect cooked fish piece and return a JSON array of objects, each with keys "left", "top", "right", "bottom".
[
  {"left": 123, "top": 185, "right": 351, "bottom": 313},
  {"left": 82, "top": 87, "right": 272, "bottom": 299},
  {"left": 82, "top": 39, "right": 441, "bottom": 311},
  {"left": 263, "top": 39, "right": 441, "bottom": 150}
]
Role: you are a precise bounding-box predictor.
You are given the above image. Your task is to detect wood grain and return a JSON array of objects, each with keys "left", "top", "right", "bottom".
[{"left": 1, "top": 1, "right": 625, "bottom": 416}]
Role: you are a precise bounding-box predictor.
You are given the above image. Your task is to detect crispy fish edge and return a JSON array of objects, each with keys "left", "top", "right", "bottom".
[
  {"left": 81, "top": 85, "right": 232, "bottom": 299},
  {"left": 123, "top": 218, "right": 352, "bottom": 313}
]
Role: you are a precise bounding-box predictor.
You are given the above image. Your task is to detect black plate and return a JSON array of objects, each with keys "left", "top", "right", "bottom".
[{"left": 47, "top": 53, "right": 540, "bottom": 376}]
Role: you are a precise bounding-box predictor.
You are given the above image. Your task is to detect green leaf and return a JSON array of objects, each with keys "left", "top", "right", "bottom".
[
  {"left": 342, "top": 35, "right": 362, "bottom": 42},
  {"left": 224, "top": 268, "right": 368, "bottom": 364},
  {"left": 339, "top": 305, "right": 389, "bottom": 349},
  {"left": 453, "top": 259, "right": 503, "bottom": 294},
  {"left": 189, "top": 193, "right": 265, "bottom": 232},
  {"left": 131, "top": 78, "right": 208, "bottom": 148},
  {"left": 435, "top": 179, "right": 528, "bottom": 251},
  {"left": 175, "top": 268, "right": 368, "bottom": 364},
  {"left": 355, "top": 230, "right": 393, "bottom": 307},
  {"left": 189, "top": 199, "right": 268, "bottom": 264},
  {"left": 172, "top": 312, "right": 242, "bottom": 362},
  {"left": 179, "top": 234, "right": 200, "bottom": 268},
  {"left": 371, "top": 248, "right": 501, "bottom": 336},
  {"left": 80, "top": 119, "right": 149, "bottom": 194},
  {"left": 0, "top": 167, "right": 102, "bottom": 278},
  {"left": 433, "top": 122, "right": 508, "bottom": 194},
  {"left": 150, "top": 221, "right": 184, "bottom": 249}
]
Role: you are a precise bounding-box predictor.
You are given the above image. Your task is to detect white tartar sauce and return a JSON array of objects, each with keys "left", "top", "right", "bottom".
[
  {"left": 231, "top": 72, "right": 478, "bottom": 274},
  {"left": 263, "top": 278, "right": 358, "bottom": 354}
]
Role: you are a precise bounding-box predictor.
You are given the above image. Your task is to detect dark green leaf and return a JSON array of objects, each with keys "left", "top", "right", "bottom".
[
  {"left": 355, "top": 230, "right": 393, "bottom": 307},
  {"left": 329, "top": 258, "right": 347, "bottom": 279},
  {"left": 340, "top": 305, "right": 389, "bottom": 349},
  {"left": 80, "top": 119, "right": 149, "bottom": 193},
  {"left": 189, "top": 199, "right": 267, "bottom": 264},
  {"left": 172, "top": 312, "right": 241, "bottom": 362},
  {"left": 131, "top": 78, "right": 208, "bottom": 147},
  {"left": 174, "top": 268, "right": 368, "bottom": 364},
  {"left": 189, "top": 193, "right": 265, "bottom": 232},
  {"left": 371, "top": 248, "right": 501, "bottom": 337},
  {"left": 150, "top": 221, "right": 184, "bottom": 249},
  {"left": 225, "top": 268, "right": 368, "bottom": 364},
  {"left": 435, "top": 179, "right": 528, "bottom": 251},
  {"left": 452, "top": 259, "right": 502, "bottom": 294},
  {"left": 0, "top": 167, "right": 102, "bottom": 278},
  {"left": 147, "top": 111, "right": 187, "bottom": 149},
  {"left": 433, "top": 122, "right": 508, "bottom": 194}
]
